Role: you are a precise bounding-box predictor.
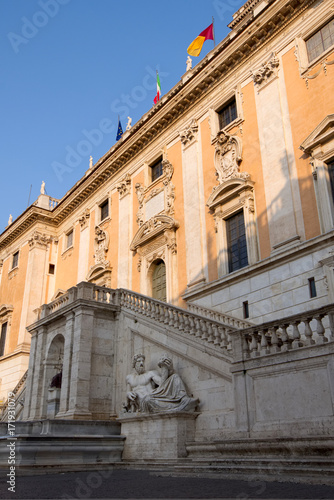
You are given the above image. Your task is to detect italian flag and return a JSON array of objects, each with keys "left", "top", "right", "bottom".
[
  {"left": 187, "top": 23, "right": 214, "bottom": 57},
  {"left": 154, "top": 71, "right": 161, "bottom": 105}
]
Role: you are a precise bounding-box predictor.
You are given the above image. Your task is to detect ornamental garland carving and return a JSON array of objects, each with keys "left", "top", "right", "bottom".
[
  {"left": 213, "top": 130, "right": 249, "bottom": 184},
  {"left": 94, "top": 226, "right": 109, "bottom": 266},
  {"left": 135, "top": 183, "right": 145, "bottom": 226},
  {"left": 179, "top": 119, "right": 198, "bottom": 145},
  {"left": 117, "top": 173, "right": 131, "bottom": 198},
  {"left": 162, "top": 160, "right": 175, "bottom": 216},
  {"left": 252, "top": 53, "right": 279, "bottom": 87}
]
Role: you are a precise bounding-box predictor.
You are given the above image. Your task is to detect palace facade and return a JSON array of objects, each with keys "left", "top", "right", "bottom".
[{"left": 0, "top": 0, "right": 334, "bottom": 407}]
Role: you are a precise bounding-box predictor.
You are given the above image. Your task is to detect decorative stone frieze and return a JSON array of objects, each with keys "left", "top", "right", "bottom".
[
  {"left": 28, "top": 231, "right": 52, "bottom": 249},
  {"left": 252, "top": 53, "right": 279, "bottom": 88},
  {"left": 135, "top": 183, "right": 145, "bottom": 227},
  {"left": 117, "top": 173, "right": 131, "bottom": 198},
  {"left": 213, "top": 130, "right": 248, "bottom": 185},
  {"left": 78, "top": 209, "right": 90, "bottom": 229},
  {"left": 179, "top": 119, "right": 198, "bottom": 146},
  {"left": 146, "top": 187, "right": 164, "bottom": 201}
]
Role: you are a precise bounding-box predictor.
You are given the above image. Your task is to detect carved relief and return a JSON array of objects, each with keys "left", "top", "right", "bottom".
[
  {"left": 146, "top": 249, "right": 165, "bottom": 268},
  {"left": 28, "top": 231, "right": 52, "bottom": 249},
  {"left": 135, "top": 183, "right": 145, "bottom": 227},
  {"left": 135, "top": 160, "right": 176, "bottom": 225},
  {"left": 252, "top": 53, "right": 279, "bottom": 87},
  {"left": 213, "top": 130, "right": 248, "bottom": 184},
  {"left": 130, "top": 214, "right": 179, "bottom": 254},
  {"left": 117, "top": 173, "right": 131, "bottom": 198},
  {"left": 94, "top": 226, "right": 109, "bottom": 266},
  {"left": 179, "top": 119, "right": 198, "bottom": 145},
  {"left": 78, "top": 209, "right": 90, "bottom": 229}
]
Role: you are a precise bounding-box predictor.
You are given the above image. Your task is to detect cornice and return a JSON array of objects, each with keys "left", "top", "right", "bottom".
[{"left": 0, "top": 0, "right": 315, "bottom": 250}]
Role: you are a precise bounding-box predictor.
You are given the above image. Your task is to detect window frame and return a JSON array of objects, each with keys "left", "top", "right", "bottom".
[
  {"left": 217, "top": 97, "right": 238, "bottom": 130},
  {"left": 0, "top": 321, "right": 8, "bottom": 357},
  {"left": 11, "top": 251, "right": 19, "bottom": 270},
  {"left": 149, "top": 157, "right": 164, "bottom": 184},
  {"left": 305, "top": 17, "right": 334, "bottom": 63},
  {"left": 99, "top": 199, "right": 109, "bottom": 222},
  {"left": 65, "top": 229, "right": 74, "bottom": 250},
  {"left": 226, "top": 210, "right": 249, "bottom": 273}
]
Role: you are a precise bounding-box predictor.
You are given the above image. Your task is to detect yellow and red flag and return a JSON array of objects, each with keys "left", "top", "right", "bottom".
[{"left": 187, "top": 23, "right": 214, "bottom": 57}]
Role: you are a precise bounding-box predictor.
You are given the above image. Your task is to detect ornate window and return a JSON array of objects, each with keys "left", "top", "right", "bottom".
[
  {"left": 209, "top": 87, "right": 243, "bottom": 141},
  {"left": 306, "top": 18, "right": 334, "bottom": 63},
  {"left": 207, "top": 131, "right": 259, "bottom": 277},
  {"left": 151, "top": 260, "right": 167, "bottom": 302},
  {"left": 226, "top": 211, "right": 248, "bottom": 273}
]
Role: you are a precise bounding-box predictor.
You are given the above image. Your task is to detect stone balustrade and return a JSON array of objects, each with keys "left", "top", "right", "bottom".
[
  {"left": 233, "top": 304, "right": 334, "bottom": 360},
  {"left": 49, "top": 197, "right": 59, "bottom": 210},
  {"left": 187, "top": 302, "right": 253, "bottom": 329},
  {"left": 117, "top": 289, "right": 233, "bottom": 354}
]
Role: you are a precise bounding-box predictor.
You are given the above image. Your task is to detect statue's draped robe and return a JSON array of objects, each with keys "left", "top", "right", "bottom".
[{"left": 140, "top": 373, "right": 198, "bottom": 413}]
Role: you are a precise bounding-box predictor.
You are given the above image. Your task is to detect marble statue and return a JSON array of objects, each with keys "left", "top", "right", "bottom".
[
  {"left": 126, "top": 116, "right": 132, "bottom": 131},
  {"left": 8, "top": 214, "right": 13, "bottom": 225},
  {"left": 89, "top": 156, "right": 93, "bottom": 169},
  {"left": 186, "top": 55, "right": 192, "bottom": 71},
  {"left": 40, "top": 181, "right": 45, "bottom": 195},
  {"left": 124, "top": 353, "right": 198, "bottom": 413}
]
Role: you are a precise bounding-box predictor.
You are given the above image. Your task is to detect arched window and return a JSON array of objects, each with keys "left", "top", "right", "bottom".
[{"left": 152, "top": 260, "right": 167, "bottom": 302}]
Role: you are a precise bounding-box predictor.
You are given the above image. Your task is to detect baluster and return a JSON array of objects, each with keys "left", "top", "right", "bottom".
[
  {"left": 303, "top": 317, "right": 315, "bottom": 346},
  {"left": 270, "top": 327, "right": 280, "bottom": 353},
  {"left": 168, "top": 308, "right": 174, "bottom": 326},
  {"left": 328, "top": 312, "right": 334, "bottom": 341},
  {"left": 291, "top": 321, "right": 301, "bottom": 349},
  {"left": 164, "top": 306, "right": 169, "bottom": 324},
  {"left": 207, "top": 323, "right": 214, "bottom": 343},
  {"left": 183, "top": 315, "right": 190, "bottom": 333},
  {"left": 260, "top": 329, "right": 269, "bottom": 355},
  {"left": 194, "top": 318, "right": 201, "bottom": 337},
  {"left": 178, "top": 313, "right": 185, "bottom": 331},
  {"left": 219, "top": 327, "right": 228, "bottom": 348},
  {"left": 188, "top": 316, "right": 195, "bottom": 336},
  {"left": 150, "top": 302, "right": 156, "bottom": 319},
  {"left": 279, "top": 324, "right": 290, "bottom": 352},
  {"left": 200, "top": 320, "right": 208, "bottom": 341},
  {"left": 212, "top": 324, "right": 220, "bottom": 345},
  {"left": 249, "top": 332, "right": 259, "bottom": 357},
  {"left": 173, "top": 310, "right": 179, "bottom": 329},
  {"left": 147, "top": 300, "right": 152, "bottom": 317},
  {"left": 315, "top": 315, "right": 327, "bottom": 344}
]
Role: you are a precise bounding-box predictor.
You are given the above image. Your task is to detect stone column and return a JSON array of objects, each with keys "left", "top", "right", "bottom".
[
  {"left": 311, "top": 158, "right": 334, "bottom": 233},
  {"left": 56, "top": 311, "right": 75, "bottom": 418},
  {"left": 65, "top": 306, "right": 94, "bottom": 419},
  {"left": 180, "top": 119, "right": 207, "bottom": 288},
  {"left": 253, "top": 59, "right": 302, "bottom": 251},
  {"left": 17, "top": 234, "right": 50, "bottom": 350},
  {"left": 117, "top": 176, "right": 132, "bottom": 289},
  {"left": 26, "top": 326, "right": 47, "bottom": 420}
]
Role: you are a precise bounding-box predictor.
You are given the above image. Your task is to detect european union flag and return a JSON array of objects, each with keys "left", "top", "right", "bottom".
[{"left": 116, "top": 117, "right": 123, "bottom": 141}]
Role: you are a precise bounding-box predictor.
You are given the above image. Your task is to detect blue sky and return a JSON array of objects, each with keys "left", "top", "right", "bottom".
[{"left": 1, "top": 0, "right": 245, "bottom": 232}]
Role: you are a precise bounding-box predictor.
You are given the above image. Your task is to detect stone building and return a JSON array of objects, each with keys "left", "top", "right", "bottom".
[{"left": 0, "top": 0, "right": 334, "bottom": 472}]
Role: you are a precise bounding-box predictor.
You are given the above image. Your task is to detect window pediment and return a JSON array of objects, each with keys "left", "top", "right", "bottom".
[
  {"left": 300, "top": 114, "right": 334, "bottom": 155},
  {"left": 0, "top": 304, "right": 13, "bottom": 319},
  {"left": 207, "top": 178, "right": 255, "bottom": 211},
  {"left": 130, "top": 215, "right": 179, "bottom": 253}
]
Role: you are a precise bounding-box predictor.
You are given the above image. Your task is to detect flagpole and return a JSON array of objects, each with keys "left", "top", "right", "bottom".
[{"left": 212, "top": 16, "right": 216, "bottom": 47}]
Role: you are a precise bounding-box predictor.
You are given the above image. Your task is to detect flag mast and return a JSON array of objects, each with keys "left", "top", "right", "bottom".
[{"left": 212, "top": 16, "right": 216, "bottom": 47}]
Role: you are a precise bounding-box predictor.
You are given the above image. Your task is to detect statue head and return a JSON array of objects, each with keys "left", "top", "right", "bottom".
[
  {"left": 158, "top": 353, "right": 173, "bottom": 368},
  {"left": 133, "top": 353, "right": 145, "bottom": 374}
]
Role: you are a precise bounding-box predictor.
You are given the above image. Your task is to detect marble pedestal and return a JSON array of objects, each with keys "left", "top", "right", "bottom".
[{"left": 118, "top": 411, "right": 199, "bottom": 460}]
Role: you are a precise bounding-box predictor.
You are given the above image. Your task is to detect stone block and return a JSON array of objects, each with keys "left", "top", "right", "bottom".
[{"left": 118, "top": 412, "right": 198, "bottom": 460}]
